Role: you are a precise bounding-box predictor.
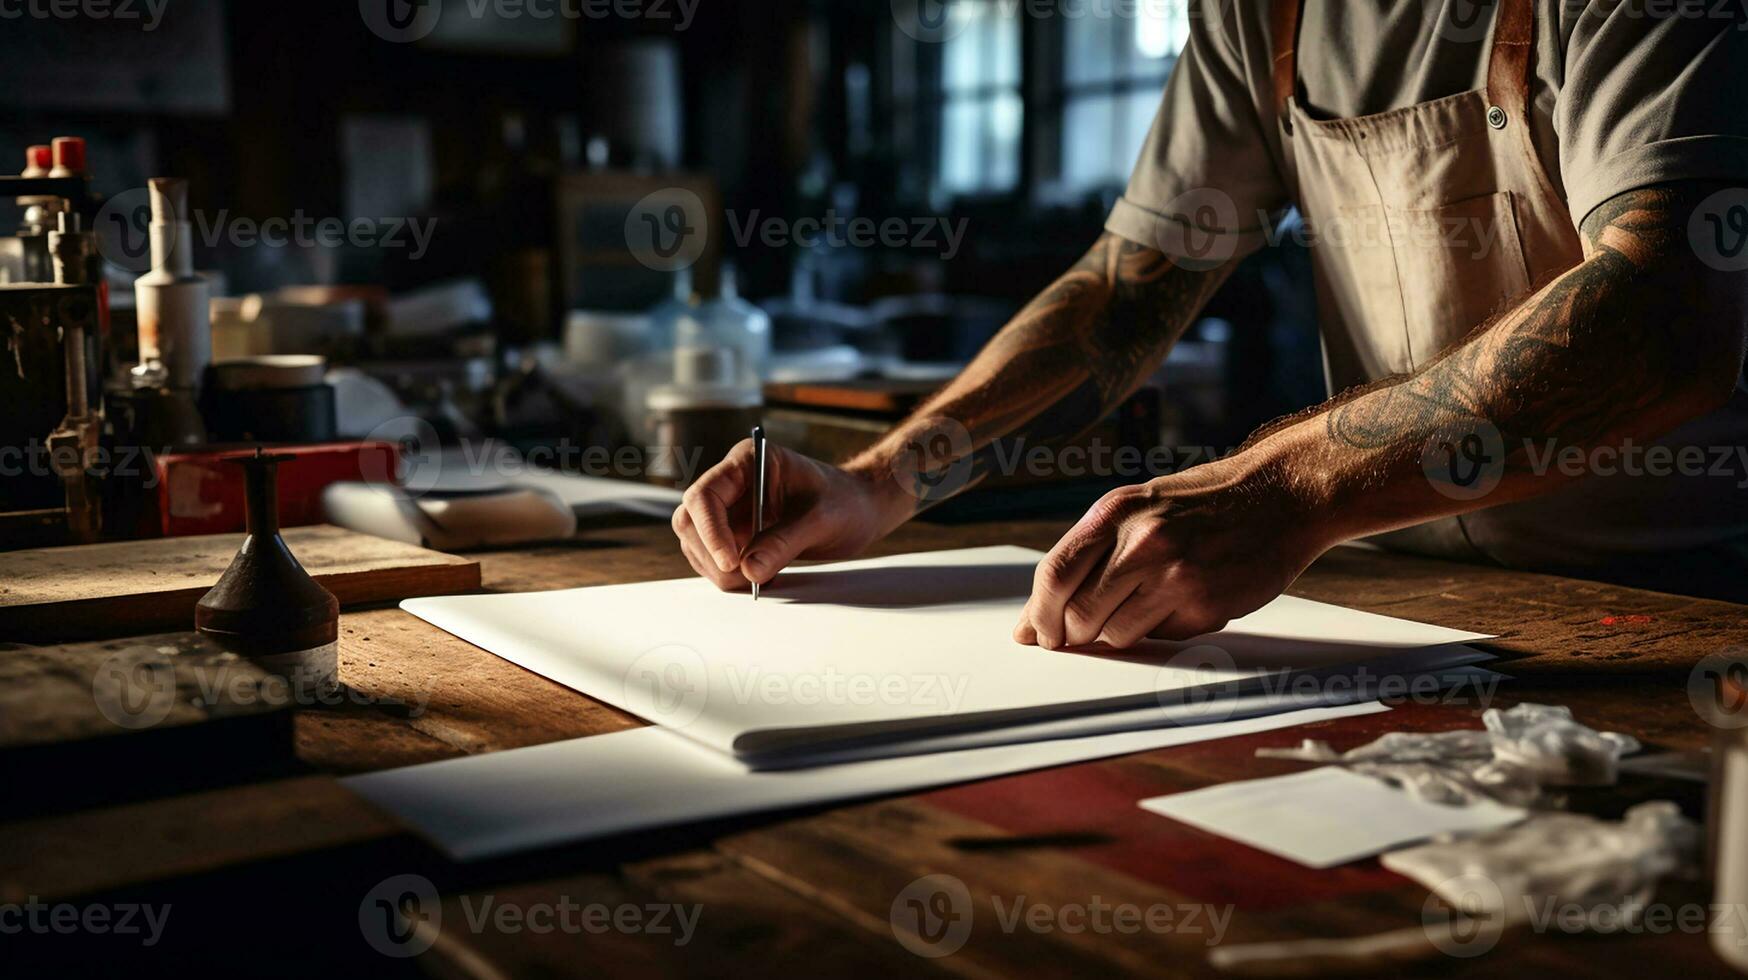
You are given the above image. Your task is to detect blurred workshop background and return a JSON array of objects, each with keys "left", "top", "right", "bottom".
[{"left": 0, "top": 0, "right": 1327, "bottom": 548}]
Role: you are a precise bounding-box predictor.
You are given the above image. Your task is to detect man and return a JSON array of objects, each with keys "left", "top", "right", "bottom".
[{"left": 674, "top": 0, "right": 1748, "bottom": 648}]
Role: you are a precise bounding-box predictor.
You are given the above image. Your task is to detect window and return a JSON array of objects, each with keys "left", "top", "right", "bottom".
[
  {"left": 888, "top": 1, "right": 1023, "bottom": 201},
  {"left": 1053, "top": 2, "right": 1191, "bottom": 194},
  {"left": 936, "top": 4, "right": 1023, "bottom": 196},
  {"left": 886, "top": 0, "right": 1193, "bottom": 203}
]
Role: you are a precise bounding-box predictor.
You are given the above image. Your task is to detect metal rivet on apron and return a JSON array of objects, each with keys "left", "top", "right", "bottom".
[{"left": 1487, "top": 105, "right": 1508, "bottom": 130}]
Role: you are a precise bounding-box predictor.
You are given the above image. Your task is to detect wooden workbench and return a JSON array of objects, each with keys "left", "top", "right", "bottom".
[{"left": 3, "top": 516, "right": 1744, "bottom": 977}]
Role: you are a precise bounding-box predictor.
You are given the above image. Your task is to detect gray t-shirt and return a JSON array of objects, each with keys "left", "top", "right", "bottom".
[
  {"left": 1107, "top": 0, "right": 1748, "bottom": 258},
  {"left": 1105, "top": 0, "right": 1748, "bottom": 590}
]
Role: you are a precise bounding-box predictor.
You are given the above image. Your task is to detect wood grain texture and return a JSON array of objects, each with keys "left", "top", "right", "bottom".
[
  {"left": 1289, "top": 546, "right": 1748, "bottom": 675},
  {"left": 0, "top": 775, "right": 398, "bottom": 906},
  {"left": 0, "top": 524, "right": 481, "bottom": 642},
  {"left": 0, "top": 631, "right": 285, "bottom": 749},
  {"left": 0, "top": 632, "right": 297, "bottom": 814},
  {"left": 3, "top": 514, "right": 1744, "bottom": 977}
]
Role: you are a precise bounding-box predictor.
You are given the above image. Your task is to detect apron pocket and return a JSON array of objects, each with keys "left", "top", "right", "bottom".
[
  {"left": 1385, "top": 191, "right": 1532, "bottom": 368},
  {"left": 1316, "top": 203, "right": 1414, "bottom": 383}
]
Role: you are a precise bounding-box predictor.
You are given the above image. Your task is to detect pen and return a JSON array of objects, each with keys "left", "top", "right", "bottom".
[{"left": 751, "top": 424, "right": 766, "bottom": 601}]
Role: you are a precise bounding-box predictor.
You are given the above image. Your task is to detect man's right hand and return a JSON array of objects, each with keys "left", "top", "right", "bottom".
[{"left": 671, "top": 440, "right": 910, "bottom": 592}]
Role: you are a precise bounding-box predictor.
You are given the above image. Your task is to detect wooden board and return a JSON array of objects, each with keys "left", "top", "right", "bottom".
[
  {"left": 0, "top": 631, "right": 296, "bottom": 815},
  {"left": 0, "top": 524, "right": 481, "bottom": 643}
]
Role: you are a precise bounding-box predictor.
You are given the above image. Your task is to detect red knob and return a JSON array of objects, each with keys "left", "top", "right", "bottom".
[
  {"left": 51, "top": 136, "right": 86, "bottom": 174},
  {"left": 25, "top": 144, "right": 51, "bottom": 174}
]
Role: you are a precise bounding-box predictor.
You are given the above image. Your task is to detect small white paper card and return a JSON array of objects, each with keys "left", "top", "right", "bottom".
[{"left": 1138, "top": 767, "right": 1526, "bottom": 868}]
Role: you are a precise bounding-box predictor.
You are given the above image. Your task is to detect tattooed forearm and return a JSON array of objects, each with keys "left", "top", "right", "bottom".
[
  {"left": 1257, "top": 182, "right": 1747, "bottom": 541},
  {"left": 849, "top": 232, "right": 1233, "bottom": 509},
  {"left": 1321, "top": 237, "right": 1665, "bottom": 457}
]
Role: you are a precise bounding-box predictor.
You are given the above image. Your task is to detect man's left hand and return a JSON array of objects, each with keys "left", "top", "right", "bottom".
[{"left": 1013, "top": 460, "right": 1329, "bottom": 650}]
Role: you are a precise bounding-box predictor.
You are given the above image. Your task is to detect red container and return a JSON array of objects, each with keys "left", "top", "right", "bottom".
[{"left": 149, "top": 441, "right": 400, "bottom": 538}]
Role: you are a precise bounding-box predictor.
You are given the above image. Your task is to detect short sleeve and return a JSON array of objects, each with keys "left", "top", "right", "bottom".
[
  {"left": 1558, "top": 1, "right": 1748, "bottom": 229},
  {"left": 1105, "top": 2, "right": 1288, "bottom": 264}
]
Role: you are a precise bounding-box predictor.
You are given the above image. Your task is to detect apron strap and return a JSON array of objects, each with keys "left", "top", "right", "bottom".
[
  {"left": 1485, "top": 0, "right": 1533, "bottom": 120},
  {"left": 1270, "top": 0, "right": 1303, "bottom": 122},
  {"left": 1484, "top": 0, "right": 1575, "bottom": 243}
]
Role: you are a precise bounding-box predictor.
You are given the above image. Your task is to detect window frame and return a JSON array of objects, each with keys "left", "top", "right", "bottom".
[{"left": 880, "top": 2, "right": 1187, "bottom": 208}]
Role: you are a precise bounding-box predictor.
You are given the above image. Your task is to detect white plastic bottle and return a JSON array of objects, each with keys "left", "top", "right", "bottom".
[
  {"left": 691, "top": 263, "right": 770, "bottom": 381},
  {"left": 134, "top": 178, "right": 211, "bottom": 391},
  {"left": 646, "top": 266, "right": 699, "bottom": 354}
]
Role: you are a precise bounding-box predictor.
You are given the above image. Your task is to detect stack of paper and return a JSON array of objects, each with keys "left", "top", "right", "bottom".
[
  {"left": 400, "top": 546, "right": 1493, "bottom": 768},
  {"left": 345, "top": 546, "right": 1497, "bottom": 860},
  {"left": 345, "top": 702, "right": 1393, "bottom": 861}
]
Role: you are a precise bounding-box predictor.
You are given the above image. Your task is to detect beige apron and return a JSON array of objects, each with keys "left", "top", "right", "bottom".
[{"left": 1268, "top": 0, "right": 1748, "bottom": 588}]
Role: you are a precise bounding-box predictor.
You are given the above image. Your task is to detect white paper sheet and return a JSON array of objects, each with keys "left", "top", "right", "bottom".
[
  {"left": 1138, "top": 766, "right": 1527, "bottom": 868},
  {"left": 343, "top": 701, "right": 1390, "bottom": 861},
  {"left": 401, "top": 546, "right": 1492, "bottom": 765}
]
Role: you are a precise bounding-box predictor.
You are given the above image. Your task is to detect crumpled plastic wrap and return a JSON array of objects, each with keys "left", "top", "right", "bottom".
[
  {"left": 1256, "top": 703, "right": 1641, "bottom": 807},
  {"left": 1205, "top": 803, "right": 1700, "bottom": 973},
  {"left": 1381, "top": 801, "right": 1699, "bottom": 931},
  {"left": 1484, "top": 703, "right": 1641, "bottom": 786}
]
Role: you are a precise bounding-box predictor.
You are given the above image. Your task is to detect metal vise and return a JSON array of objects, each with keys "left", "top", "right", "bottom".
[{"left": 0, "top": 175, "right": 104, "bottom": 547}]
